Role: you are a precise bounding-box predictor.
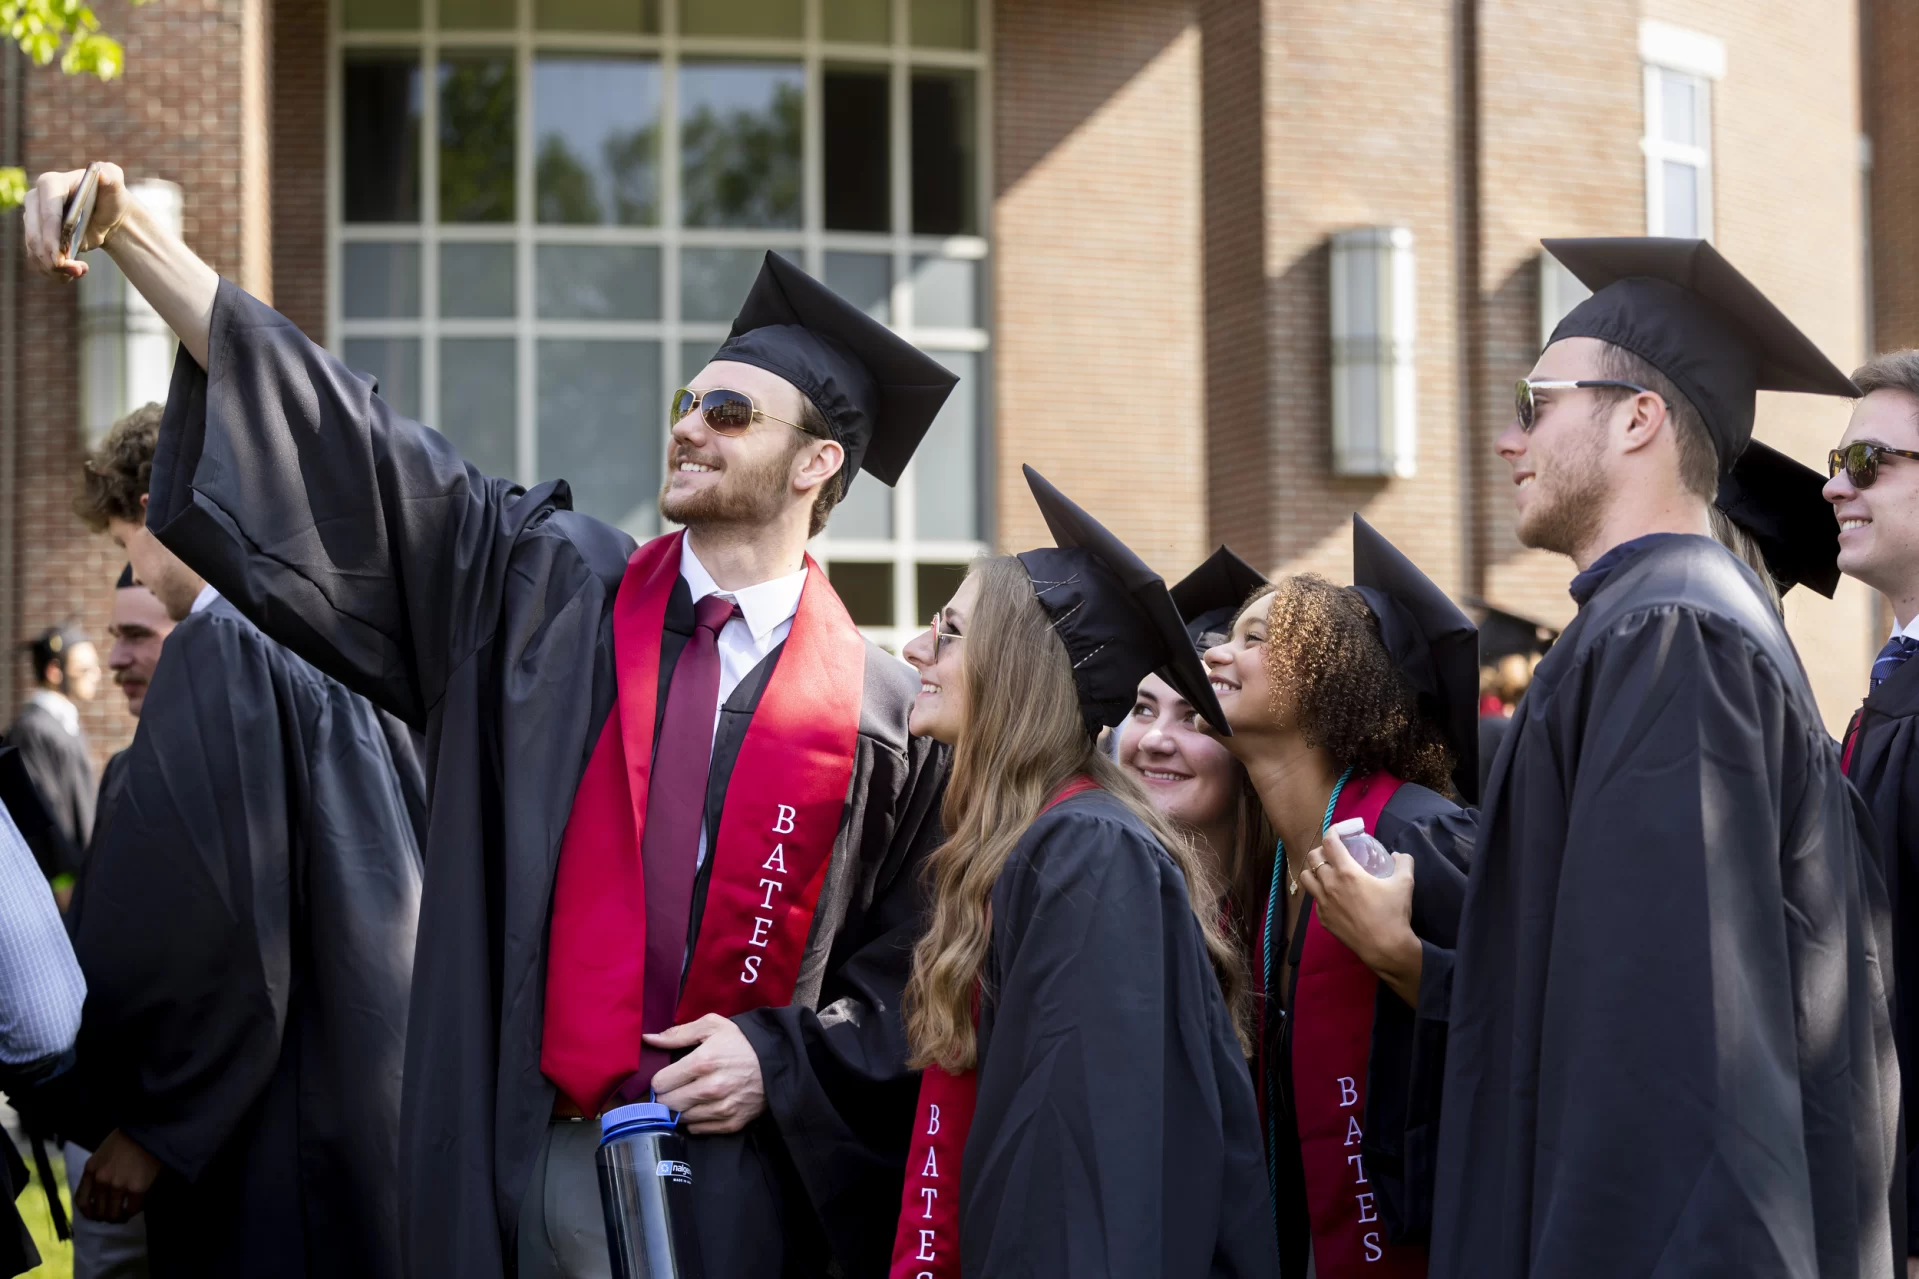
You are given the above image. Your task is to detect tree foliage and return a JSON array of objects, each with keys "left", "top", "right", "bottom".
[{"left": 0, "top": 0, "right": 153, "bottom": 210}]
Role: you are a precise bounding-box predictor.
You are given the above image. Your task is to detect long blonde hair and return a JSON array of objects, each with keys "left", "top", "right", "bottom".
[{"left": 903, "top": 555, "right": 1250, "bottom": 1071}]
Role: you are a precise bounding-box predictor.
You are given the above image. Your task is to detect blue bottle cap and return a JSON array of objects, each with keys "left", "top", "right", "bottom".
[{"left": 600, "top": 1101, "right": 677, "bottom": 1142}]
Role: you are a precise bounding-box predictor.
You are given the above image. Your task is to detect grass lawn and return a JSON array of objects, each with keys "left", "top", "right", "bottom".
[{"left": 17, "top": 1148, "right": 71, "bottom": 1279}]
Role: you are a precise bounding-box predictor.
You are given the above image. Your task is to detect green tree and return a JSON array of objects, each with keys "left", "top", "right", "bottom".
[
  {"left": 681, "top": 80, "right": 802, "bottom": 229},
  {"left": 1, "top": 0, "right": 152, "bottom": 209}
]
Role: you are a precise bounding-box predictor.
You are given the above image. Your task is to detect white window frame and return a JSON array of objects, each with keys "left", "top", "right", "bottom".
[
  {"left": 1639, "top": 20, "right": 1722, "bottom": 241},
  {"left": 327, "top": 0, "right": 993, "bottom": 650}
]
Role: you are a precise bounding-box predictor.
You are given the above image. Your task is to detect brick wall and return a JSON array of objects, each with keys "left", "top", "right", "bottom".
[
  {"left": 271, "top": 0, "right": 326, "bottom": 340},
  {"left": 992, "top": 0, "right": 1208, "bottom": 573}
]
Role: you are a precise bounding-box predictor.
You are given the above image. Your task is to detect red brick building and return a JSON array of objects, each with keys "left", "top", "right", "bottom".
[{"left": 0, "top": 0, "right": 1900, "bottom": 759}]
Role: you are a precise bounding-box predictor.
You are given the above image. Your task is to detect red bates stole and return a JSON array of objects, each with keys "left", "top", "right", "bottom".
[
  {"left": 1290, "top": 771, "right": 1425, "bottom": 1277},
  {"left": 887, "top": 777, "right": 1102, "bottom": 1279},
  {"left": 541, "top": 530, "right": 866, "bottom": 1115}
]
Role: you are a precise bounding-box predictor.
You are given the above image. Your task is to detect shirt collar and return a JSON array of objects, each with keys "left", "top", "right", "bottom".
[
  {"left": 678, "top": 537, "right": 807, "bottom": 643},
  {"left": 190, "top": 584, "right": 221, "bottom": 615},
  {"left": 1567, "top": 533, "right": 1689, "bottom": 608},
  {"left": 1892, "top": 612, "right": 1919, "bottom": 642},
  {"left": 26, "top": 690, "right": 79, "bottom": 738}
]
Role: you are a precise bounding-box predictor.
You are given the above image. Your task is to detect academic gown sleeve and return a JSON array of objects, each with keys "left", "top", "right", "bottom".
[
  {"left": 145, "top": 278, "right": 606, "bottom": 728},
  {"left": 60, "top": 611, "right": 300, "bottom": 1179},
  {"left": 962, "top": 800, "right": 1277, "bottom": 1279}
]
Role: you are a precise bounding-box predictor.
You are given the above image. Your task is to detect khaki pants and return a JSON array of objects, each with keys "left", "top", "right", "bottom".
[
  {"left": 63, "top": 1141, "right": 151, "bottom": 1279},
  {"left": 518, "top": 1119, "right": 610, "bottom": 1279}
]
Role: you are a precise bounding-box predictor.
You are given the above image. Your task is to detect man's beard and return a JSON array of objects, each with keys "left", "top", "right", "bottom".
[
  {"left": 658, "top": 441, "right": 796, "bottom": 530},
  {"left": 1516, "top": 434, "right": 1608, "bottom": 558}
]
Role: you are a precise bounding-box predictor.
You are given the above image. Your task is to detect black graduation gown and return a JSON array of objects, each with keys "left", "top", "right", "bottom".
[
  {"left": 1265, "top": 782, "right": 1473, "bottom": 1277},
  {"left": 78, "top": 747, "right": 129, "bottom": 881},
  {"left": 1842, "top": 652, "right": 1919, "bottom": 1257},
  {"left": 60, "top": 597, "right": 423, "bottom": 1279},
  {"left": 964, "top": 788, "right": 1277, "bottom": 1279},
  {"left": 3, "top": 700, "right": 94, "bottom": 881},
  {"left": 145, "top": 279, "right": 949, "bottom": 1278},
  {"left": 1429, "top": 535, "right": 1900, "bottom": 1279}
]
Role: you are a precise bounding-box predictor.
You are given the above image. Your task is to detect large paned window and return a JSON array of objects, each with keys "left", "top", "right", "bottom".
[
  {"left": 1638, "top": 21, "right": 1722, "bottom": 241},
  {"left": 333, "top": 0, "right": 990, "bottom": 648}
]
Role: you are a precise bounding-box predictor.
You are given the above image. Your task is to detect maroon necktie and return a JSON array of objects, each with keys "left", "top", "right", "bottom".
[{"left": 632, "top": 593, "right": 740, "bottom": 1092}]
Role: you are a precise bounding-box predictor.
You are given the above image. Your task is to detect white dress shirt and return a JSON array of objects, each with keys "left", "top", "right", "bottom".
[
  {"left": 24, "top": 691, "right": 78, "bottom": 739},
  {"left": 190, "top": 583, "right": 221, "bottom": 615},
  {"left": 1895, "top": 612, "right": 1919, "bottom": 643},
  {"left": 677, "top": 539, "right": 808, "bottom": 866}
]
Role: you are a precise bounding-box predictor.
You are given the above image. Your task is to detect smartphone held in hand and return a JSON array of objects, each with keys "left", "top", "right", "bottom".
[{"left": 59, "top": 162, "right": 105, "bottom": 262}]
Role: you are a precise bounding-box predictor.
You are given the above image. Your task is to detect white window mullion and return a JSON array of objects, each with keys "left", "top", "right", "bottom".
[
  {"left": 421, "top": 0, "right": 442, "bottom": 434},
  {"left": 516, "top": 0, "right": 536, "bottom": 484}
]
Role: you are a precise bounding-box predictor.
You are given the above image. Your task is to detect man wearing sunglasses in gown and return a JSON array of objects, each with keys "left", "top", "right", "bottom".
[
  {"left": 1407, "top": 236, "right": 1900, "bottom": 1277},
  {"left": 18, "top": 162, "right": 956, "bottom": 1279},
  {"left": 1829, "top": 351, "right": 1919, "bottom": 1278}
]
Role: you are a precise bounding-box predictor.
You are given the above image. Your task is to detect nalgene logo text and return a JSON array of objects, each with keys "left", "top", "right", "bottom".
[{"left": 655, "top": 1160, "right": 693, "bottom": 1185}]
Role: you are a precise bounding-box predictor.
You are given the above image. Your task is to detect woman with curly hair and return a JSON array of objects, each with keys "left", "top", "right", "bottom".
[
  {"left": 890, "top": 468, "right": 1277, "bottom": 1279},
  {"left": 1206, "top": 516, "right": 1480, "bottom": 1279}
]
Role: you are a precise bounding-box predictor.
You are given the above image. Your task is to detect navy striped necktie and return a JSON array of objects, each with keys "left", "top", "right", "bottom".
[{"left": 1871, "top": 634, "right": 1919, "bottom": 693}]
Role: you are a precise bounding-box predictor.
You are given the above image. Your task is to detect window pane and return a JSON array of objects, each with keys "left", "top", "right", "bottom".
[
  {"left": 911, "top": 71, "right": 977, "bottom": 236},
  {"left": 681, "top": 247, "right": 778, "bottom": 321},
  {"left": 539, "top": 340, "right": 663, "bottom": 534},
  {"left": 538, "top": 245, "right": 662, "bottom": 319},
  {"left": 344, "top": 56, "right": 422, "bottom": 223},
  {"left": 441, "top": 243, "right": 516, "bottom": 317},
  {"left": 681, "top": 342, "right": 720, "bottom": 386},
  {"left": 825, "top": 252, "right": 891, "bottom": 322},
  {"left": 915, "top": 349, "right": 977, "bottom": 539},
  {"left": 916, "top": 562, "right": 968, "bottom": 620},
  {"left": 681, "top": 62, "right": 803, "bottom": 229},
  {"left": 829, "top": 472, "right": 893, "bottom": 538},
  {"left": 440, "top": 339, "right": 519, "bottom": 479},
  {"left": 1662, "top": 159, "right": 1700, "bottom": 237},
  {"left": 680, "top": 0, "right": 802, "bottom": 37},
  {"left": 827, "top": 562, "right": 894, "bottom": 626},
  {"left": 536, "top": 0, "right": 658, "bottom": 31},
  {"left": 1660, "top": 73, "right": 1698, "bottom": 147},
  {"left": 535, "top": 57, "right": 661, "bottom": 226},
  {"left": 440, "top": 55, "right": 516, "bottom": 223},
  {"left": 342, "top": 243, "right": 422, "bottom": 318},
  {"left": 343, "top": 338, "right": 422, "bottom": 420},
  {"left": 343, "top": 0, "right": 419, "bottom": 30},
  {"left": 911, "top": 0, "right": 976, "bottom": 49},
  {"left": 824, "top": 0, "right": 889, "bottom": 42},
  {"left": 442, "top": 0, "right": 514, "bottom": 28},
  {"left": 910, "top": 256, "right": 977, "bottom": 328},
  {"left": 824, "top": 68, "right": 890, "bottom": 232}
]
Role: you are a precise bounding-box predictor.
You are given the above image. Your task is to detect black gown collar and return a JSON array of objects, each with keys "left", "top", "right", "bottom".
[{"left": 1567, "top": 533, "right": 1689, "bottom": 608}]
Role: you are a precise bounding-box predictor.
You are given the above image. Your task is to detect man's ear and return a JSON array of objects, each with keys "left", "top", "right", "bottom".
[
  {"left": 1618, "top": 391, "right": 1671, "bottom": 456},
  {"left": 795, "top": 438, "right": 846, "bottom": 495},
  {"left": 139, "top": 492, "right": 150, "bottom": 522}
]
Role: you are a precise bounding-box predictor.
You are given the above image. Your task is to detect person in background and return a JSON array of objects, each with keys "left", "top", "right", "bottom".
[
  {"left": 1115, "top": 546, "right": 1273, "bottom": 932},
  {"left": 1826, "top": 349, "right": 1919, "bottom": 1278},
  {"left": 4, "top": 625, "right": 101, "bottom": 901},
  {"left": 103, "top": 566, "right": 173, "bottom": 723},
  {"left": 1204, "top": 515, "right": 1479, "bottom": 1277}
]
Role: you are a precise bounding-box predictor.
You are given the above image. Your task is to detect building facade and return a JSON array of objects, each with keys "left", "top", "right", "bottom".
[{"left": 0, "top": 0, "right": 1898, "bottom": 761}]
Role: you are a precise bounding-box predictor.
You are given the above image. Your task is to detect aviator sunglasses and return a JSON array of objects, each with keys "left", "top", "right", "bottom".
[
  {"left": 670, "top": 387, "right": 806, "bottom": 436},
  {"left": 1513, "top": 378, "right": 1657, "bottom": 432},
  {"left": 1828, "top": 440, "right": 1919, "bottom": 489}
]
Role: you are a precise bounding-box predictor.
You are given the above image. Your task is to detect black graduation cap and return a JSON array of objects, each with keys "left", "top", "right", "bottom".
[
  {"left": 1714, "top": 439, "right": 1840, "bottom": 598},
  {"left": 115, "top": 564, "right": 134, "bottom": 589},
  {"left": 1351, "top": 515, "right": 1481, "bottom": 803},
  {"left": 1170, "top": 547, "right": 1268, "bottom": 652},
  {"left": 1543, "top": 237, "right": 1858, "bottom": 473},
  {"left": 714, "top": 252, "right": 959, "bottom": 493},
  {"left": 1017, "top": 466, "right": 1231, "bottom": 738},
  {"left": 1467, "top": 600, "right": 1558, "bottom": 664}
]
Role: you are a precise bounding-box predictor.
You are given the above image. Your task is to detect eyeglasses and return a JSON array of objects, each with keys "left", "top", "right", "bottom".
[
  {"left": 670, "top": 387, "right": 804, "bottom": 436},
  {"left": 1513, "top": 378, "right": 1657, "bottom": 433},
  {"left": 928, "top": 613, "right": 964, "bottom": 657},
  {"left": 1828, "top": 440, "right": 1919, "bottom": 489}
]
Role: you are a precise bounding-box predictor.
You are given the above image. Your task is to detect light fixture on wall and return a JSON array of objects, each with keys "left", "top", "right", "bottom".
[
  {"left": 79, "top": 178, "right": 183, "bottom": 447},
  {"left": 1329, "top": 226, "right": 1416, "bottom": 478},
  {"left": 1537, "top": 250, "right": 1592, "bottom": 352}
]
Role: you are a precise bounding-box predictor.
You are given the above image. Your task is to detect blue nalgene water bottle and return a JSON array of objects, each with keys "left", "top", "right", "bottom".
[{"left": 597, "top": 1102, "right": 705, "bottom": 1279}]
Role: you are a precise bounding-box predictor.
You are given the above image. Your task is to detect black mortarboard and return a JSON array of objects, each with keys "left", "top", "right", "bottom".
[
  {"left": 1351, "top": 515, "right": 1481, "bottom": 802},
  {"left": 714, "top": 252, "right": 959, "bottom": 493},
  {"left": 1170, "top": 547, "right": 1269, "bottom": 652},
  {"left": 115, "top": 564, "right": 135, "bottom": 590},
  {"left": 1714, "top": 439, "right": 1840, "bottom": 597},
  {"left": 1467, "top": 599, "right": 1558, "bottom": 664},
  {"left": 1017, "top": 466, "right": 1231, "bottom": 738},
  {"left": 1543, "top": 237, "right": 1858, "bottom": 473}
]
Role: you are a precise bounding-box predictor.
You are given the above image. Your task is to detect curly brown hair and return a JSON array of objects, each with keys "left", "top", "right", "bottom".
[
  {"left": 1262, "top": 573, "right": 1455, "bottom": 794},
  {"left": 73, "top": 402, "right": 164, "bottom": 533}
]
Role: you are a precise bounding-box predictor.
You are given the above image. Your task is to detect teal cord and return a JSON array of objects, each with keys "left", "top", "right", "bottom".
[{"left": 1261, "top": 766, "right": 1352, "bottom": 1249}]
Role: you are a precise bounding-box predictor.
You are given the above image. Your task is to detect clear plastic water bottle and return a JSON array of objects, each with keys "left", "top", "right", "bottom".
[
  {"left": 597, "top": 1101, "right": 705, "bottom": 1279},
  {"left": 1328, "top": 816, "right": 1396, "bottom": 879}
]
